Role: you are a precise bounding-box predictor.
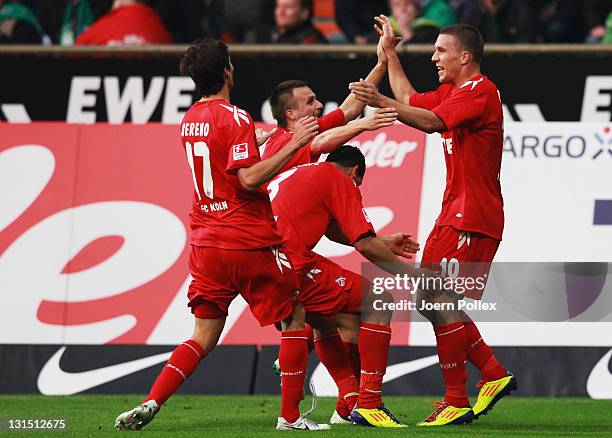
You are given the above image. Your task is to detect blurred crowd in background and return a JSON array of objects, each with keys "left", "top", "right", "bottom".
[{"left": 1, "top": 0, "right": 611, "bottom": 45}]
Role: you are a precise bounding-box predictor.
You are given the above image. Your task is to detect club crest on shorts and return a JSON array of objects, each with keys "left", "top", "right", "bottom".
[{"left": 335, "top": 276, "right": 347, "bottom": 287}]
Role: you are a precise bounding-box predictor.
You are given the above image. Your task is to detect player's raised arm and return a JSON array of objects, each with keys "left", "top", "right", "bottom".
[
  {"left": 237, "top": 116, "right": 318, "bottom": 189},
  {"left": 348, "top": 80, "right": 445, "bottom": 134},
  {"left": 374, "top": 15, "right": 417, "bottom": 105},
  {"left": 310, "top": 108, "right": 397, "bottom": 155},
  {"left": 337, "top": 35, "right": 389, "bottom": 122}
]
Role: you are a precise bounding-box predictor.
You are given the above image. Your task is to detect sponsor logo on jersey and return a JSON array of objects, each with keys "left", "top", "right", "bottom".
[
  {"left": 220, "top": 104, "right": 250, "bottom": 126},
  {"left": 457, "top": 231, "right": 471, "bottom": 249}
]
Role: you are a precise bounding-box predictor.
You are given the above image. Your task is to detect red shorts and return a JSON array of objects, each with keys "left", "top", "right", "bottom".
[
  {"left": 187, "top": 245, "right": 298, "bottom": 326},
  {"left": 421, "top": 225, "right": 500, "bottom": 299},
  {"left": 298, "top": 253, "right": 363, "bottom": 316}
]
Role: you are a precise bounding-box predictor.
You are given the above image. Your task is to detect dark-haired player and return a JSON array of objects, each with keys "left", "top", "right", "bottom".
[
  {"left": 269, "top": 146, "right": 433, "bottom": 428},
  {"left": 261, "top": 34, "right": 396, "bottom": 170},
  {"left": 350, "top": 17, "right": 516, "bottom": 426},
  {"left": 115, "top": 38, "right": 329, "bottom": 431},
  {"left": 263, "top": 34, "right": 399, "bottom": 409}
]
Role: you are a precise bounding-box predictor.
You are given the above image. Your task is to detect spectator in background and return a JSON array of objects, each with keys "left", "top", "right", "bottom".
[
  {"left": 458, "top": 0, "right": 536, "bottom": 43},
  {"left": 155, "top": 0, "right": 203, "bottom": 43},
  {"left": 59, "top": 0, "right": 94, "bottom": 45},
  {"left": 217, "top": 0, "right": 273, "bottom": 43},
  {"left": 583, "top": 0, "right": 612, "bottom": 43},
  {"left": 389, "top": 0, "right": 445, "bottom": 44},
  {"left": 244, "top": 0, "right": 327, "bottom": 44},
  {"left": 0, "top": 0, "right": 51, "bottom": 44},
  {"left": 76, "top": 0, "right": 171, "bottom": 45},
  {"left": 335, "top": 0, "right": 388, "bottom": 44},
  {"left": 604, "top": 11, "right": 612, "bottom": 43},
  {"left": 533, "top": 0, "right": 583, "bottom": 43},
  {"left": 420, "top": 0, "right": 456, "bottom": 28}
]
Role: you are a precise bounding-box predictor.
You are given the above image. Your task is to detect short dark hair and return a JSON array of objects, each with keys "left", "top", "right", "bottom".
[
  {"left": 326, "top": 145, "right": 366, "bottom": 179},
  {"left": 440, "top": 24, "right": 484, "bottom": 63},
  {"left": 269, "top": 80, "right": 309, "bottom": 128},
  {"left": 180, "top": 38, "right": 230, "bottom": 98}
]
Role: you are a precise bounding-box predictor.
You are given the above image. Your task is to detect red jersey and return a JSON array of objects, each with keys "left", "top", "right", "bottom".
[
  {"left": 76, "top": 3, "right": 171, "bottom": 46},
  {"left": 410, "top": 74, "right": 504, "bottom": 240},
  {"left": 180, "top": 99, "right": 282, "bottom": 250},
  {"left": 261, "top": 108, "right": 345, "bottom": 170},
  {"left": 269, "top": 162, "right": 375, "bottom": 275}
]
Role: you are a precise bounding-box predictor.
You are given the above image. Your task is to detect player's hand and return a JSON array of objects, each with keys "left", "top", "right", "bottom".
[
  {"left": 374, "top": 15, "right": 401, "bottom": 51},
  {"left": 291, "top": 116, "right": 319, "bottom": 149},
  {"left": 255, "top": 127, "right": 277, "bottom": 146},
  {"left": 357, "top": 108, "right": 397, "bottom": 131},
  {"left": 382, "top": 232, "right": 420, "bottom": 259},
  {"left": 375, "top": 30, "right": 387, "bottom": 64},
  {"left": 349, "top": 80, "right": 386, "bottom": 107}
]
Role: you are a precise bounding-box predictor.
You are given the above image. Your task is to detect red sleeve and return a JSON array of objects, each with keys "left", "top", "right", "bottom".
[
  {"left": 225, "top": 113, "right": 261, "bottom": 173},
  {"left": 317, "top": 169, "right": 375, "bottom": 243},
  {"left": 317, "top": 108, "right": 345, "bottom": 132},
  {"left": 431, "top": 85, "right": 489, "bottom": 131},
  {"left": 409, "top": 84, "right": 455, "bottom": 110}
]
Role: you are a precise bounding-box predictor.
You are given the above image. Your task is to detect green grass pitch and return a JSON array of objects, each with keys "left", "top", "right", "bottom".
[{"left": 2, "top": 395, "right": 612, "bottom": 437}]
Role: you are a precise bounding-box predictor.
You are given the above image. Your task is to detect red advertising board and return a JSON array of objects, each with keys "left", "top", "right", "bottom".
[{"left": 0, "top": 122, "right": 426, "bottom": 345}]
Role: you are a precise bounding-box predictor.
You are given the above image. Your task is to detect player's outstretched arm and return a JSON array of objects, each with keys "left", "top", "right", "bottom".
[
  {"left": 354, "top": 235, "right": 431, "bottom": 278},
  {"left": 374, "top": 15, "right": 417, "bottom": 104},
  {"left": 310, "top": 108, "right": 397, "bottom": 155},
  {"left": 349, "top": 81, "right": 445, "bottom": 133},
  {"left": 379, "top": 232, "right": 420, "bottom": 259},
  {"left": 337, "top": 36, "right": 388, "bottom": 122},
  {"left": 237, "top": 116, "right": 318, "bottom": 189}
]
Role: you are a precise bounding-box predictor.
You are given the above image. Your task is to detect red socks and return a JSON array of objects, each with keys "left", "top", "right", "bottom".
[
  {"left": 279, "top": 330, "right": 309, "bottom": 423},
  {"left": 434, "top": 322, "right": 469, "bottom": 408},
  {"left": 343, "top": 341, "right": 361, "bottom": 382},
  {"left": 145, "top": 339, "right": 204, "bottom": 406},
  {"left": 314, "top": 332, "right": 359, "bottom": 416},
  {"left": 464, "top": 321, "right": 506, "bottom": 381},
  {"left": 357, "top": 323, "right": 391, "bottom": 409}
]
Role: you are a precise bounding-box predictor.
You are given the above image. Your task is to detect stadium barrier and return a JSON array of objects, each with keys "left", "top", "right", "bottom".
[{"left": 1, "top": 45, "right": 611, "bottom": 123}]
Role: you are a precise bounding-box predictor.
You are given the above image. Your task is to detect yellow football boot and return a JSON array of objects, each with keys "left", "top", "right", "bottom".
[
  {"left": 417, "top": 401, "right": 474, "bottom": 426},
  {"left": 473, "top": 372, "right": 518, "bottom": 418},
  {"left": 351, "top": 405, "right": 407, "bottom": 428}
]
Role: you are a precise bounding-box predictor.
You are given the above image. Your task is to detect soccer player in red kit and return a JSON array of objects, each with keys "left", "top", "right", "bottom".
[
  {"left": 115, "top": 38, "right": 329, "bottom": 431},
  {"left": 262, "top": 35, "right": 398, "bottom": 392},
  {"left": 350, "top": 18, "right": 517, "bottom": 426},
  {"left": 262, "top": 35, "right": 395, "bottom": 170},
  {"left": 270, "top": 146, "right": 434, "bottom": 428}
]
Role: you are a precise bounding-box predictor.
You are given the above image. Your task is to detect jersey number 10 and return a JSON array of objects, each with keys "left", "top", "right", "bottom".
[{"left": 186, "top": 141, "right": 214, "bottom": 200}]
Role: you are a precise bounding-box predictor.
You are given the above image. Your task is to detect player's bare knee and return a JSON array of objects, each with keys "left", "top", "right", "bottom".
[
  {"left": 281, "top": 302, "right": 305, "bottom": 331},
  {"left": 335, "top": 313, "right": 360, "bottom": 344},
  {"left": 362, "top": 290, "right": 393, "bottom": 324},
  {"left": 306, "top": 313, "right": 337, "bottom": 337},
  {"left": 192, "top": 317, "right": 225, "bottom": 354}
]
